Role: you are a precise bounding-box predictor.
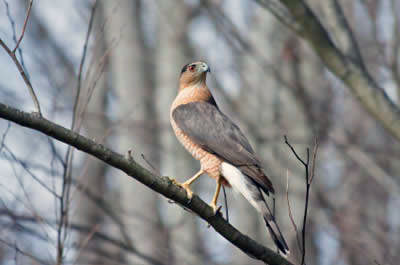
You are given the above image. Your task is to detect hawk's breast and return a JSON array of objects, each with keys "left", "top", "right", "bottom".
[{"left": 170, "top": 110, "right": 223, "bottom": 180}]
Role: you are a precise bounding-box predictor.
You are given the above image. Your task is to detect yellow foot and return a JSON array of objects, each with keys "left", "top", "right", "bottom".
[
  {"left": 168, "top": 177, "right": 194, "bottom": 199},
  {"left": 180, "top": 183, "right": 193, "bottom": 199},
  {"left": 207, "top": 204, "right": 223, "bottom": 228},
  {"left": 168, "top": 177, "right": 180, "bottom": 186}
]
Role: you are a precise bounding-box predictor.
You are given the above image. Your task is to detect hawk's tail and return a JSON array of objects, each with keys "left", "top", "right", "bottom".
[
  {"left": 263, "top": 210, "right": 290, "bottom": 256},
  {"left": 221, "top": 162, "right": 289, "bottom": 256}
]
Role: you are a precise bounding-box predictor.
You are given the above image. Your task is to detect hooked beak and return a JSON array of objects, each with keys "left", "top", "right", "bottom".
[{"left": 199, "top": 62, "right": 211, "bottom": 73}]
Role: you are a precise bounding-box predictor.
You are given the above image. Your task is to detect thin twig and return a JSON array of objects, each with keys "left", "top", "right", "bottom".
[
  {"left": 72, "top": 224, "right": 100, "bottom": 265},
  {"left": 13, "top": 0, "right": 33, "bottom": 53},
  {"left": 2, "top": 144, "right": 59, "bottom": 198},
  {"left": 300, "top": 147, "right": 310, "bottom": 265},
  {"left": 286, "top": 170, "right": 302, "bottom": 252},
  {"left": 3, "top": 0, "right": 25, "bottom": 68},
  {"left": 0, "top": 238, "right": 51, "bottom": 265},
  {"left": 0, "top": 0, "right": 41, "bottom": 114},
  {"left": 0, "top": 122, "right": 11, "bottom": 153},
  {"left": 284, "top": 135, "right": 307, "bottom": 166},
  {"left": 141, "top": 154, "right": 161, "bottom": 176},
  {"left": 309, "top": 138, "right": 318, "bottom": 184},
  {"left": 0, "top": 39, "right": 41, "bottom": 114},
  {"left": 56, "top": 3, "right": 98, "bottom": 265},
  {"left": 284, "top": 136, "right": 318, "bottom": 265},
  {"left": 73, "top": 0, "right": 98, "bottom": 131}
]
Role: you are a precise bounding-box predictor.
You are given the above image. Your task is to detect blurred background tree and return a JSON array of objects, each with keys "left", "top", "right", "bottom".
[{"left": 0, "top": 0, "right": 399, "bottom": 265}]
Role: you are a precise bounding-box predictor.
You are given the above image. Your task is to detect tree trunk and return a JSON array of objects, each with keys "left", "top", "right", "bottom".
[
  {"left": 101, "top": 1, "right": 168, "bottom": 264},
  {"left": 74, "top": 6, "right": 111, "bottom": 264},
  {"left": 155, "top": 1, "right": 206, "bottom": 264}
]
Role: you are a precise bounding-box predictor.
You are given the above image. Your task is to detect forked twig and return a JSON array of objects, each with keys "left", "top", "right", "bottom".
[
  {"left": 284, "top": 135, "right": 307, "bottom": 167},
  {"left": 284, "top": 135, "right": 318, "bottom": 265},
  {"left": 13, "top": 0, "right": 33, "bottom": 53},
  {"left": 0, "top": 0, "right": 41, "bottom": 115}
]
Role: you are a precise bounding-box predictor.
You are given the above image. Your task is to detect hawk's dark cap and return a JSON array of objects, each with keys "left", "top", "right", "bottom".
[{"left": 181, "top": 63, "right": 189, "bottom": 74}]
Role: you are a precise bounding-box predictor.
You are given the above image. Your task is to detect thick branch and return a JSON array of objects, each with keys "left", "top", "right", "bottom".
[
  {"left": 0, "top": 102, "right": 293, "bottom": 265},
  {"left": 259, "top": 0, "right": 400, "bottom": 142}
]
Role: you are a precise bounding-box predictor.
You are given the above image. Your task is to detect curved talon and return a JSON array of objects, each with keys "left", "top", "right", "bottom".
[
  {"left": 209, "top": 177, "right": 223, "bottom": 216},
  {"left": 168, "top": 177, "right": 195, "bottom": 200},
  {"left": 181, "top": 183, "right": 193, "bottom": 199},
  {"left": 169, "top": 170, "right": 204, "bottom": 200},
  {"left": 168, "top": 177, "right": 180, "bottom": 185},
  {"left": 210, "top": 203, "right": 222, "bottom": 216},
  {"left": 207, "top": 205, "right": 223, "bottom": 228}
]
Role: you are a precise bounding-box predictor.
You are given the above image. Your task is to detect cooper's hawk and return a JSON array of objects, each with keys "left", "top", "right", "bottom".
[{"left": 170, "top": 61, "right": 289, "bottom": 255}]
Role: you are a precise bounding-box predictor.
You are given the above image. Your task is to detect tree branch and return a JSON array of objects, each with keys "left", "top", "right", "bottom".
[
  {"left": 0, "top": 102, "right": 294, "bottom": 265},
  {"left": 256, "top": 0, "right": 400, "bottom": 142},
  {"left": 0, "top": 0, "right": 41, "bottom": 115},
  {"left": 13, "top": 0, "right": 33, "bottom": 53}
]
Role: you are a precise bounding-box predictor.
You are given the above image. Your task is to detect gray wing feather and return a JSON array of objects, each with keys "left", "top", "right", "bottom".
[
  {"left": 173, "top": 102, "right": 258, "bottom": 164},
  {"left": 172, "top": 101, "right": 274, "bottom": 194}
]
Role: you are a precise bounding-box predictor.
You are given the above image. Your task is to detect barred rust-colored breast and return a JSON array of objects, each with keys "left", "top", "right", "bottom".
[{"left": 170, "top": 84, "right": 222, "bottom": 180}]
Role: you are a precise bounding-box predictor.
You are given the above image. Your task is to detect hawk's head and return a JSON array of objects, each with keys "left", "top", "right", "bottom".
[{"left": 179, "top": 61, "right": 210, "bottom": 90}]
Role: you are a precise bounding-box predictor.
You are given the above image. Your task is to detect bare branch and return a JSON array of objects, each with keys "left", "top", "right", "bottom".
[
  {"left": 13, "top": 0, "right": 33, "bottom": 53},
  {"left": 74, "top": 0, "right": 98, "bottom": 131},
  {"left": 257, "top": 0, "right": 400, "bottom": 142},
  {"left": 284, "top": 136, "right": 318, "bottom": 265},
  {"left": 0, "top": 238, "right": 51, "bottom": 265},
  {"left": 0, "top": 209, "right": 162, "bottom": 265},
  {"left": 252, "top": 0, "right": 298, "bottom": 32},
  {"left": 0, "top": 39, "right": 41, "bottom": 115},
  {"left": 56, "top": 3, "right": 98, "bottom": 265},
  {"left": 284, "top": 135, "right": 307, "bottom": 166},
  {"left": 0, "top": 103, "right": 295, "bottom": 265},
  {"left": 286, "top": 170, "right": 301, "bottom": 252},
  {"left": 327, "top": 0, "right": 364, "bottom": 64},
  {"left": 72, "top": 224, "right": 100, "bottom": 265},
  {"left": 309, "top": 138, "right": 318, "bottom": 184},
  {"left": 0, "top": 0, "right": 41, "bottom": 115},
  {"left": 0, "top": 122, "right": 11, "bottom": 154}
]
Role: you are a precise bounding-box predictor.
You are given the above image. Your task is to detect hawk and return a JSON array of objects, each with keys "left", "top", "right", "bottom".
[{"left": 170, "top": 61, "right": 289, "bottom": 255}]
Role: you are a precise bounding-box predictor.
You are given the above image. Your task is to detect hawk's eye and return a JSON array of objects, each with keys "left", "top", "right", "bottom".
[{"left": 188, "top": 65, "right": 196, "bottom": 71}]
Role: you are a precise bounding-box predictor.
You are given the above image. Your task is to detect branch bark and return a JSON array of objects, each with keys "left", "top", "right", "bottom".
[
  {"left": 0, "top": 102, "right": 294, "bottom": 265},
  {"left": 258, "top": 0, "right": 400, "bottom": 142}
]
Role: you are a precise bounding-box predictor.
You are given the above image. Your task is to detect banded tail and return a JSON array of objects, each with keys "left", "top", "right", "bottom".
[{"left": 221, "top": 162, "right": 289, "bottom": 256}]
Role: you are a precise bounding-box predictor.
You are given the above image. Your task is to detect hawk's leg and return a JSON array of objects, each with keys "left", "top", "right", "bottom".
[
  {"left": 210, "top": 177, "right": 223, "bottom": 215},
  {"left": 171, "top": 170, "right": 204, "bottom": 199}
]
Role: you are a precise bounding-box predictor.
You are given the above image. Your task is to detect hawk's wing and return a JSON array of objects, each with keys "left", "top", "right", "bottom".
[{"left": 172, "top": 101, "right": 274, "bottom": 194}]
